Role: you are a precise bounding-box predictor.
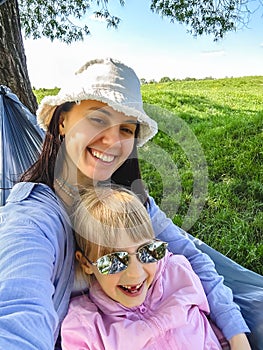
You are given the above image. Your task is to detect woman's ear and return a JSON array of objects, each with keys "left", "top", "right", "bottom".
[
  {"left": 75, "top": 250, "right": 94, "bottom": 275},
  {"left": 58, "top": 114, "right": 65, "bottom": 136}
]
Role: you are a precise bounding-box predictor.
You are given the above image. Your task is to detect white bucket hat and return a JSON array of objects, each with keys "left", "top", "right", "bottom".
[{"left": 37, "top": 58, "right": 158, "bottom": 146}]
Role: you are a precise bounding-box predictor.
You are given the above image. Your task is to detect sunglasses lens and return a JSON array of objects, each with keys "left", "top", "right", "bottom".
[
  {"left": 138, "top": 241, "right": 167, "bottom": 263},
  {"left": 95, "top": 241, "right": 167, "bottom": 274},
  {"left": 97, "top": 252, "right": 129, "bottom": 275}
]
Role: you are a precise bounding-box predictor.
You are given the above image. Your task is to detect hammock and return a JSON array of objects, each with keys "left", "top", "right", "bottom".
[{"left": 0, "top": 85, "right": 44, "bottom": 205}]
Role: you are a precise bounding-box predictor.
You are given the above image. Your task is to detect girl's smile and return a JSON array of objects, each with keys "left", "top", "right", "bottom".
[{"left": 117, "top": 280, "right": 146, "bottom": 297}]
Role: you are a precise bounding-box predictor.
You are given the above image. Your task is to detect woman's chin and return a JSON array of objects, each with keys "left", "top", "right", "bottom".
[{"left": 78, "top": 169, "right": 112, "bottom": 186}]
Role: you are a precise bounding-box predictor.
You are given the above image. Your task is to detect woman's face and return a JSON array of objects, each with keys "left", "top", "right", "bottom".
[{"left": 60, "top": 100, "right": 137, "bottom": 182}]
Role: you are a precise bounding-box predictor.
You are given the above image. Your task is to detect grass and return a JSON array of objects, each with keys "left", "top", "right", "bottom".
[
  {"left": 34, "top": 76, "right": 263, "bottom": 275},
  {"left": 141, "top": 76, "right": 263, "bottom": 275}
]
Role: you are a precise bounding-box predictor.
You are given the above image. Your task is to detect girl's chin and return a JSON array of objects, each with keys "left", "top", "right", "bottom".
[{"left": 120, "top": 297, "right": 146, "bottom": 308}]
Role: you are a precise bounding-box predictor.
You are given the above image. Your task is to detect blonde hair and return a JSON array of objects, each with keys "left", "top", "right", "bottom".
[{"left": 72, "top": 186, "right": 154, "bottom": 282}]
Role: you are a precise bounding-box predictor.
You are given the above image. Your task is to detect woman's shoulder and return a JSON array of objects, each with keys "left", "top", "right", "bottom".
[
  {"left": 1, "top": 182, "right": 70, "bottom": 233},
  {"left": 3, "top": 182, "right": 63, "bottom": 214},
  {"left": 6, "top": 182, "right": 56, "bottom": 203}
]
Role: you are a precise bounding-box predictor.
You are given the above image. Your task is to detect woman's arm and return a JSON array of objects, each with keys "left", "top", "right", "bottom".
[
  {"left": 147, "top": 196, "right": 250, "bottom": 341},
  {"left": 0, "top": 222, "right": 58, "bottom": 349},
  {"left": 0, "top": 183, "right": 74, "bottom": 350}
]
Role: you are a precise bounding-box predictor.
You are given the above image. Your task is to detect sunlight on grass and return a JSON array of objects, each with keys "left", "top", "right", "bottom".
[{"left": 141, "top": 76, "right": 263, "bottom": 274}]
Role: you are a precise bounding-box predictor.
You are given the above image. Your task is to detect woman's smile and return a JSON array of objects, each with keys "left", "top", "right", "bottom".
[{"left": 89, "top": 148, "right": 117, "bottom": 164}]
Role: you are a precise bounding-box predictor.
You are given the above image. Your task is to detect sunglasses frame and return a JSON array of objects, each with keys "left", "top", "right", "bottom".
[{"left": 83, "top": 239, "right": 168, "bottom": 275}]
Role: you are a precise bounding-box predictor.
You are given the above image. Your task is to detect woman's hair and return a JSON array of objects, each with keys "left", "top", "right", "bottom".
[
  {"left": 72, "top": 186, "right": 154, "bottom": 283},
  {"left": 20, "top": 102, "right": 148, "bottom": 203},
  {"left": 20, "top": 102, "right": 74, "bottom": 188}
]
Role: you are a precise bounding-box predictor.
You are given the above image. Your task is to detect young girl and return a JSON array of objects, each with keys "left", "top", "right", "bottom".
[
  {"left": 0, "top": 58, "right": 250, "bottom": 349},
  {"left": 61, "top": 186, "right": 224, "bottom": 350}
]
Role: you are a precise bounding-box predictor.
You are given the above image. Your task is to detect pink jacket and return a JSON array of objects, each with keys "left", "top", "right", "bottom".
[{"left": 61, "top": 253, "right": 222, "bottom": 350}]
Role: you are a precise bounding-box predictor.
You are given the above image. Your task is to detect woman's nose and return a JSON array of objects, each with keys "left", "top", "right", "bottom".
[{"left": 101, "top": 125, "right": 121, "bottom": 147}]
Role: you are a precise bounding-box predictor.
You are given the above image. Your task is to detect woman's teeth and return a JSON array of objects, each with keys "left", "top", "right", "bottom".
[{"left": 91, "top": 150, "right": 115, "bottom": 163}]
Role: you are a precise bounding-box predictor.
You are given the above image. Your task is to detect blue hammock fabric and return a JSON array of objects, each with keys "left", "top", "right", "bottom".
[
  {"left": 0, "top": 85, "right": 44, "bottom": 205},
  {"left": 188, "top": 233, "right": 263, "bottom": 350}
]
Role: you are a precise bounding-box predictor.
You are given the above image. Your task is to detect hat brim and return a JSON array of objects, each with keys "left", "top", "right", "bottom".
[{"left": 37, "top": 92, "right": 158, "bottom": 147}]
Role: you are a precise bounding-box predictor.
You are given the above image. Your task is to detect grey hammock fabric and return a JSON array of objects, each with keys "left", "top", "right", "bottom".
[
  {"left": 189, "top": 233, "right": 263, "bottom": 350},
  {"left": 0, "top": 85, "right": 44, "bottom": 205}
]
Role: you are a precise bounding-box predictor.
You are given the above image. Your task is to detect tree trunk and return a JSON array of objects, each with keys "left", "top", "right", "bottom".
[{"left": 0, "top": 0, "right": 38, "bottom": 114}]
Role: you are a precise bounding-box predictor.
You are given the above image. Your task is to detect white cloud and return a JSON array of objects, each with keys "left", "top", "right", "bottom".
[{"left": 201, "top": 50, "right": 226, "bottom": 57}]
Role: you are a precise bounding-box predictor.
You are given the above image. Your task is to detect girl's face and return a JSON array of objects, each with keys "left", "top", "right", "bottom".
[
  {"left": 81, "top": 238, "right": 157, "bottom": 308},
  {"left": 60, "top": 100, "right": 137, "bottom": 183}
]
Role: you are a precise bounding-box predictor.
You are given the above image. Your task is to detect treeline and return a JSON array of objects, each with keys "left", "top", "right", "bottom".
[{"left": 140, "top": 76, "right": 218, "bottom": 85}]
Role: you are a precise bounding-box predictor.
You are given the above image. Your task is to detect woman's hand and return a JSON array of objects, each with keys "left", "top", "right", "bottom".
[{"left": 229, "top": 333, "right": 251, "bottom": 350}]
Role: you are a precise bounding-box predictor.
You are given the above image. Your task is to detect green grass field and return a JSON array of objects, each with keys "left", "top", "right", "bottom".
[{"left": 34, "top": 76, "right": 263, "bottom": 274}]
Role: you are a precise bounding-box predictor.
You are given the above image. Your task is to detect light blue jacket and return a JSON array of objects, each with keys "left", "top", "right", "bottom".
[{"left": 0, "top": 182, "right": 249, "bottom": 349}]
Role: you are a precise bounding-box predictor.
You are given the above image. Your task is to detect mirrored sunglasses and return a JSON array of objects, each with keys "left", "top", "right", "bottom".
[{"left": 84, "top": 240, "right": 168, "bottom": 275}]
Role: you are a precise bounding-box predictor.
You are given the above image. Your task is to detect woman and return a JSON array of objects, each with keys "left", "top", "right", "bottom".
[{"left": 0, "top": 58, "right": 250, "bottom": 349}]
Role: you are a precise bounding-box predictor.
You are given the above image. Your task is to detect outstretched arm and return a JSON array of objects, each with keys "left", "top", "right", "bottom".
[
  {"left": 147, "top": 195, "right": 250, "bottom": 341},
  {"left": 0, "top": 183, "right": 74, "bottom": 350}
]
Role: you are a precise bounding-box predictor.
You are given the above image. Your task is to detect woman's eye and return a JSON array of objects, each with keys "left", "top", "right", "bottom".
[
  {"left": 121, "top": 125, "right": 136, "bottom": 135},
  {"left": 90, "top": 117, "right": 105, "bottom": 125}
]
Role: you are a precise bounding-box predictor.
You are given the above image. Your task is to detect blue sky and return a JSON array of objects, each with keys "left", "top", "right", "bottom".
[{"left": 24, "top": 0, "right": 263, "bottom": 88}]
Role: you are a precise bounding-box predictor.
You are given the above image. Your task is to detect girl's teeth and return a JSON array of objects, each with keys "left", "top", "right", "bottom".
[
  {"left": 122, "top": 282, "right": 143, "bottom": 290},
  {"left": 92, "top": 150, "right": 114, "bottom": 162}
]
